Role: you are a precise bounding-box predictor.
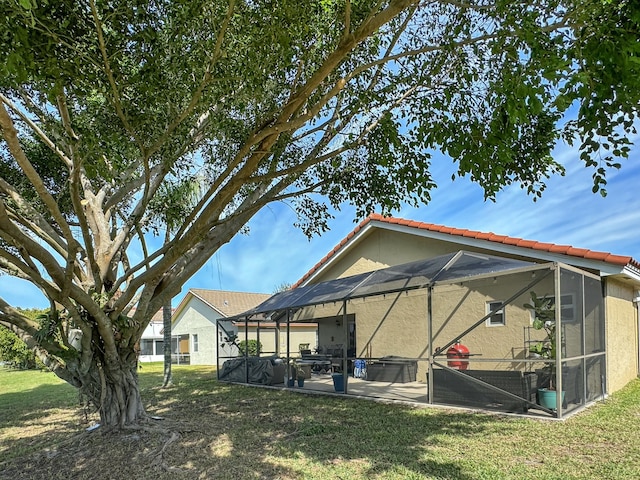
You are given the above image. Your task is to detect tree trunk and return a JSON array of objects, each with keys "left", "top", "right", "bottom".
[
  {"left": 80, "top": 360, "right": 146, "bottom": 428},
  {"left": 162, "top": 302, "right": 172, "bottom": 387}
]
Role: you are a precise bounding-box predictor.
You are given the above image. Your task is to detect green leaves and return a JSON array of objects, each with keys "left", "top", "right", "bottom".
[{"left": 1, "top": 0, "right": 639, "bottom": 363}]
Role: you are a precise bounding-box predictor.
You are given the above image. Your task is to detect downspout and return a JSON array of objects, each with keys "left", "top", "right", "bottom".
[{"left": 634, "top": 291, "right": 640, "bottom": 378}]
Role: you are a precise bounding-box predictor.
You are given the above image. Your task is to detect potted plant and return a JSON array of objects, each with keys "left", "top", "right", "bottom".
[
  {"left": 296, "top": 364, "right": 306, "bottom": 387},
  {"left": 524, "top": 291, "right": 564, "bottom": 410},
  {"left": 287, "top": 360, "right": 300, "bottom": 387}
]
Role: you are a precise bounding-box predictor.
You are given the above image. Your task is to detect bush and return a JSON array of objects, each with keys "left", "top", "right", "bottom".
[
  {"left": 237, "top": 339, "right": 262, "bottom": 356},
  {"left": 0, "top": 308, "right": 49, "bottom": 370},
  {"left": 0, "top": 326, "right": 37, "bottom": 369}
]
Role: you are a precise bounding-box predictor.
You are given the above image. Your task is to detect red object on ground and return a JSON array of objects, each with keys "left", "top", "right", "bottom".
[{"left": 447, "top": 341, "right": 470, "bottom": 370}]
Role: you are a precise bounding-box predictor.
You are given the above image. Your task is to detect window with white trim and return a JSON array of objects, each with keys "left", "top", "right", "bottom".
[
  {"left": 530, "top": 294, "right": 575, "bottom": 323},
  {"left": 486, "top": 301, "right": 505, "bottom": 326},
  {"left": 192, "top": 334, "right": 199, "bottom": 353},
  {"left": 140, "top": 339, "right": 153, "bottom": 355}
]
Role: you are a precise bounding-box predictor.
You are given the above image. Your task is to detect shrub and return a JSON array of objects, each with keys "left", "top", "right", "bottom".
[
  {"left": 237, "top": 339, "right": 262, "bottom": 356},
  {"left": 0, "top": 326, "right": 37, "bottom": 369}
]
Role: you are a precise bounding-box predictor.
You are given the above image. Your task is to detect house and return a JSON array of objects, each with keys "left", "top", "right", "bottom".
[
  {"left": 226, "top": 214, "right": 640, "bottom": 418},
  {"left": 171, "top": 289, "right": 273, "bottom": 365},
  {"left": 294, "top": 213, "right": 640, "bottom": 393},
  {"left": 138, "top": 308, "right": 178, "bottom": 363}
]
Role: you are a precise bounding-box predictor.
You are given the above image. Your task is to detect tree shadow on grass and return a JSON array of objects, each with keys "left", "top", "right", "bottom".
[
  {"left": 0, "top": 382, "right": 94, "bottom": 469},
  {"left": 1, "top": 377, "right": 519, "bottom": 480}
]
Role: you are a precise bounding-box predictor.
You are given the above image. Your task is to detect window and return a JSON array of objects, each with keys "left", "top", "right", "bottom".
[
  {"left": 549, "top": 294, "right": 576, "bottom": 322},
  {"left": 486, "top": 301, "right": 505, "bottom": 326},
  {"left": 557, "top": 294, "right": 576, "bottom": 322},
  {"left": 155, "top": 340, "right": 164, "bottom": 356},
  {"left": 140, "top": 339, "right": 153, "bottom": 355},
  {"left": 529, "top": 294, "right": 576, "bottom": 323},
  {"left": 192, "top": 334, "right": 199, "bottom": 353}
]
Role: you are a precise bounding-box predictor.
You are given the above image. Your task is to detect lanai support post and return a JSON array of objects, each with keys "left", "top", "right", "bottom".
[
  {"left": 427, "top": 285, "right": 434, "bottom": 404},
  {"left": 554, "top": 265, "right": 563, "bottom": 418},
  {"left": 244, "top": 316, "right": 250, "bottom": 383},
  {"left": 343, "top": 300, "right": 349, "bottom": 394},
  {"left": 286, "top": 309, "right": 291, "bottom": 384},
  {"left": 256, "top": 318, "right": 261, "bottom": 358}
]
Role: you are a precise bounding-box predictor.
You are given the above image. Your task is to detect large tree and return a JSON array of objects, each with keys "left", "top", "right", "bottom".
[{"left": 0, "top": 0, "right": 638, "bottom": 428}]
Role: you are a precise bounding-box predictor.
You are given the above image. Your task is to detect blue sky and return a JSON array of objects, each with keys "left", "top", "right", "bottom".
[
  {"left": 196, "top": 141, "right": 639, "bottom": 297},
  {"left": 2, "top": 139, "right": 638, "bottom": 309}
]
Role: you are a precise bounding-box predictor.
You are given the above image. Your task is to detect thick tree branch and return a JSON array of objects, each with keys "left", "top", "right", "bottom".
[
  {"left": 179, "top": 0, "right": 420, "bottom": 242},
  {"left": 0, "top": 102, "right": 77, "bottom": 251},
  {"left": 0, "top": 93, "right": 73, "bottom": 169},
  {"left": 89, "top": 0, "right": 144, "bottom": 154},
  {"left": 0, "top": 178, "right": 69, "bottom": 257}
]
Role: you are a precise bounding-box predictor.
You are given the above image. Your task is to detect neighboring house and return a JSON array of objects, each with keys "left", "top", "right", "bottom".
[
  {"left": 172, "top": 289, "right": 272, "bottom": 366},
  {"left": 138, "top": 308, "right": 182, "bottom": 363},
  {"left": 229, "top": 213, "right": 640, "bottom": 418}
]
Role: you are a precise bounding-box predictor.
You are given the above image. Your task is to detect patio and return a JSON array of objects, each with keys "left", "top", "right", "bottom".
[
  {"left": 286, "top": 372, "right": 428, "bottom": 403},
  {"left": 219, "top": 250, "right": 606, "bottom": 419}
]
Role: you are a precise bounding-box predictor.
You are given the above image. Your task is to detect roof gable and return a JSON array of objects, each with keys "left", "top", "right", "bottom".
[
  {"left": 173, "top": 288, "right": 272, "bottom": 319},
  {"left": 295, "top": 213, "right": 640, "bottom": 287}
]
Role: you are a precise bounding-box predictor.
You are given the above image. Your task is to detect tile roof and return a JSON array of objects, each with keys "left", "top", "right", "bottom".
[
  {"left": 294, "top": 213, "right": 640, "bottom": 287},
  {"left": 150, "top": 308, "right": 171, "bottom": 322},
  {"left": 188, "top": 289, "right": 271, "bottom": 317}
]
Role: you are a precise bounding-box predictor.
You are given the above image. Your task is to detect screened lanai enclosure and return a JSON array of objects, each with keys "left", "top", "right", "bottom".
[{"left": 217, "top": 251, "right": 606, "bottom": 418}]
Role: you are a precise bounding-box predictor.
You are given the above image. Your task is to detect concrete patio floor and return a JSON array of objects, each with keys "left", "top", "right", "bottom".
[
  {"left": 287, "top": 372, "right": 428, "bottom": 403},
  {"left": 274, "top": 372, "right": 558, "bottom": 419}
]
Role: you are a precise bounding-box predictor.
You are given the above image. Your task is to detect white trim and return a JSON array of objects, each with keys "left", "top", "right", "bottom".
[{"left": 485, "top": 300, "right": 505, "bottom": 327}]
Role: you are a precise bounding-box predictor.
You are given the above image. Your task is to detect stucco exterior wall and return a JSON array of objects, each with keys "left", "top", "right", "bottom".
[
  {"left": 187, "top": 324, "right": 220, "bottom": 365},
  {"left": 315, "top": 230, "right": 458, "bottom": 280},
  {"left": 604, "top": 278, "right": 639, "bottom": 392},
  {"left": 173, "top": 296, "right": 228, "bottom": 365},
  {"left": 236, "top": 325, "right": 317, "bottom": 357},
  {"left": 278, "top": 327, "right": 317, "bottom": 357},
  {"left": 291, "top": 271, "right": 551, "bottom": 382}
]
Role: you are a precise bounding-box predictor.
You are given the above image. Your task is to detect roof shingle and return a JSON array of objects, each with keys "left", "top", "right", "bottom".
[{"left": 188, "top": 289, "right": 271, "bottom": 317}]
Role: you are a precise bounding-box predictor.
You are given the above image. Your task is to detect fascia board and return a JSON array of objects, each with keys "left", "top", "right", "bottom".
[{"left": 352, "top": 222, "right": 636, "bottom": 280}]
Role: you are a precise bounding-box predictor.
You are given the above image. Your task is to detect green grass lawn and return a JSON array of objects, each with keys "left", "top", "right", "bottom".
[{"left": 1, "top": 363, "right": 640, "bottom": 480}]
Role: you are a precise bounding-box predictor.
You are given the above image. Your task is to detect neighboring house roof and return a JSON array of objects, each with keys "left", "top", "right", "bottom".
[
  {"left": 149, "top": 308, "right": 170, "bottom": 323},
  {"left": 295, "top": 213, "right": 640, "bottom": 288},
  {"left": 173, "top": 288, "right": 272, "bottom": 319}
]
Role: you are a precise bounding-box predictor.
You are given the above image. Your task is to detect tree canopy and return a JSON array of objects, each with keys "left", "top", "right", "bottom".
[{"left": 0, "top": 0, "right": 638, "bottom": 427}]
